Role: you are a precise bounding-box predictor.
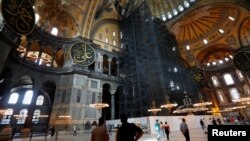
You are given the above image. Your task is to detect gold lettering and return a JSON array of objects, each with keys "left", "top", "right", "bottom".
[
  {"left": 4, "top": 0, "right": 19, "bottom": 16},
  {"left": 3, "top": 0, "right": 34, "bottom": 33},
  {"left": 71, "top": 43, "right": 95, "bottom": 65},
  {"left": 16, "top": 8, "right": 33, "bottom": 32},
  {"left": 84, "top": 44, "right": 92, "bottom": 59}
]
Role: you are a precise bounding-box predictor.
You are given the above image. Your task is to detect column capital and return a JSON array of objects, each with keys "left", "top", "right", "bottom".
[
  {"left": 116, "top": 60, "right": 120, "bottom": 64},
  {"left": 111, "top": 89, "right": 116, "bottom": 94},
  {"left": 108, "top": 58, "right": 112, "bottom": 62}
]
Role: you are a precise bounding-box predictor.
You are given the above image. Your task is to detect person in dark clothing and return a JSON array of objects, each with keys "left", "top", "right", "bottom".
[
  {"left": 49, "top": 126, "right": 55, "bottom": 138},
  {"left": 11, "top": 127, "right": 17, "bottom": 141},
  {"left": 200, "top": 119, "right": 205, "bottom": 129},
  {"left": 180, "top": 118, "right": 190, "bottom": 141},
  {"left": 217, "top": 118, "right": 222, "bottom": 125},
  {"left": 164, "top": 121, "right": 170, "bottom": 140},
  {"left": 116, "top": 113, "right": 144, "bottom": 141},
  {"left": 212, "top": 118, "right": 217, "bottom": 125}
]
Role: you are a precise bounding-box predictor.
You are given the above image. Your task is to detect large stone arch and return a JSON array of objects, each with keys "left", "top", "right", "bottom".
[
  {"left": 101, "top": 83, "right": 111, "bottom": 120},
  {"left": 41, "top": 80, "right": 56, "bottom": 105},
  {"left": 195, "top": 44, "right": 234, "bottom": 69}
]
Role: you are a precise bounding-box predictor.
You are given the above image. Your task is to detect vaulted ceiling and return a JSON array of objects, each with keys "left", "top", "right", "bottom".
[
  {"left": 170, "top": 3, "right": 250, "bottom": 69},
  {"left": 30, "top": 0, "right": 250, "bottom": 70},
  {"left": 34, "top": 0, "right": 115, "bottom": 38}
]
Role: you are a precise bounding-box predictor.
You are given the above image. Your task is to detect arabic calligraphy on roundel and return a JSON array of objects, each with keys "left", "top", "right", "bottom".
[{"left": 2, "top": 0, "right": 35, "bottom": 34}]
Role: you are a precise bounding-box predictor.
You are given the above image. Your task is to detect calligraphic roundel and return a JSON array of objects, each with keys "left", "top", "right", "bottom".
[
  {"left": 70, "top": 42, "right": 96, "bottom": 66},
  {"left": 1, "top": 0, "right": 35, "bottom": 35},
  {"left": 233, "top": 51, "right": 250, "bottom": 72}
]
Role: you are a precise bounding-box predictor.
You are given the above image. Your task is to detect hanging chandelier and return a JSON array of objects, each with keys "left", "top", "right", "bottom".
[
  {"left": 207, "top": 108, "right": 232, "bottom": 114},
  {"left": 232, "top": 97, "right": 250, "bottom": 104},
  {"left": 160, "top": 95, "right": 178, "bottom": 108},
  {"left": 90, "top": 103, "right": 109, "bottom": 110},
  {"left": 90, "top": 92, "right": 109, "bottom": 110},
  {"left": 160, "top": 102, "right": 178, "bottom": 108},
  {"left": 193, "top": 101, "right": 212, "bottom": 107},
  {"left": 148, "top": 100, "right": 162, "bottom": 116},
  {"left": 193, "top": 93, "right": 212, "bottom": 107},
  {"left": 173, "top": 95, "right": 209, "bottom": 114}
]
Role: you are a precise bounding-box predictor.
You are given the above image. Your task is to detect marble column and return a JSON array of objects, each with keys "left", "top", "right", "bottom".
[
  {"left": 36, "top": 41, "right": 43, "bottom": 65},
  {"left": 23, "top": 41, "right": 32, "bottom": 59},
  {"left": 50, "top": 48, "right": 56, "bottom": 67},
  {"left": 108, "top": 58, "right": 112, "bottom": 76},
  {"left": 111, "top": 90, "right": 115, "bottom": 119},
  {"left": 116, "top": 60, "right": 120, "bottom": 77},
  {"left": 37, "top": 48, "right": 43, "bottom": 65}
]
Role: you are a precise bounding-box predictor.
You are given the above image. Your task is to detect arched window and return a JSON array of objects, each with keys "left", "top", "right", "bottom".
[
  {"left": 36, "top": 95, "right": 44, "bottom": 105},
  {"left": 35, "top": 13, "right": 40, "bottom": 23},
  {"left": 216, "top": 90, "right": 226, "bottom": 104},
  {"left": 23, "top": 90, "right": 33, "bottom": 105},
  {"left": 1, "top": 109, "right": 13, "bottom": 124},
  {"left": 223, "top": 73, "right": 234, "bottom": 85},
  {"left": 103, "top": 55, "right": 109, "bottom": 75},
  {"left": 8, "top": 93, "right": 19, "bottom": 104},
  {"left": 51, "top": 27, "right": 58, "bottom": 36},
  {"left": 243, "top": 85, "right": 250, "bottom": 95},
  {"left": 111, "top": 57, "right": 117, "bottom": 76},
  {"left": 32, "top": 109, "right": 41, "bottom": 123},
  {"left": 211, "top": 76, "right": 220, "bottom": 87},
  {"left": 236, "top": 70, "right": 244, "bottom": 81},
  {"left": 113, "top": 40, "right": 116, "bottom": 46},
  {"left": 17, "top": 109, "right": 28, "bottom": 124},
  {"left": 105, "top": 37, "right": 109, "bottom": 43},
  {"left": 229, "top": 88, "right": 240, "bottom": 101}
]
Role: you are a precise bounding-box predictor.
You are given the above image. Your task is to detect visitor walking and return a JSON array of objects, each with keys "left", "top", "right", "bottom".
[
  {"left": 164, "top": 121, "right": 170, "bottom": 140},
  {"left": 160, "top": 121, "right": 165, "bottom": 138},
  {"left": 49, "top": 126, "right": 55, "bottom": 139},
  {"left": 73, "top": 124, "right": 77, "bottom": 136},
  {"left": 180, "top": 118, "right": 190, "bottom": 141},
  {"left": 155, "top": 119, "right": 160, "bottom": 139},
  {"left": 212, "top": 118, "right": 217, "bottom": 125},
  {"left": 91, "top": 116, "right": 109, "bottom": 141},
  {"left": 200, "top": 119, "right": 205, "bottom": 129}
]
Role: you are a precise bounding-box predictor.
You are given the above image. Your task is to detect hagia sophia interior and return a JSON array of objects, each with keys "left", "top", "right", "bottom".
[{"left": 0, "top": 0, "right": 250, "bottom": 133}]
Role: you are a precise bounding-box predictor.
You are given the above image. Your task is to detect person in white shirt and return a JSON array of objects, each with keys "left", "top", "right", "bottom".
[{"left": 73, "top": 124, "right": 77, "bottom": 136}]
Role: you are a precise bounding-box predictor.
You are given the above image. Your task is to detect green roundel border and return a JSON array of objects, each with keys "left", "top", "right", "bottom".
[
  {"left": 70, "top": 42, "right": 96, "bottom": 66},
  {"left": 1, "top": 0, "right": 36, "bottom": 35}
]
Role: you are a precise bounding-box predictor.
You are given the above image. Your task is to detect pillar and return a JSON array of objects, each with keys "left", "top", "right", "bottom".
[
  {"left": 23, "top": 41, "right": 32, "bottom": 59},
  {"left": 50, "top": 48, "right": 57, "bottom": 67},
  {"left": 36, "top": 41, "right": 43, "bottom": 65},
  {"left": 111, "top": 90, "right": 115, "bottom": 119},
  {"left": 116, "top": 60, "right": 120, "bottom": 77},
  {"left": 37, "top": 48, "right": 43, "bottom": 65},
  {"left": 108, "top": 58, "right": 112, "bottom": 76}
]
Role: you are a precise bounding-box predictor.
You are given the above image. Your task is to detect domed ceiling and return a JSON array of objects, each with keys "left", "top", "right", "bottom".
[
  {"left": 170, "top": 4, "right": 250, "bottom": 68},
  {"left": 34, "top": 0, "right": 86, "bottom": 38},
  {"left": 33, "top": 0, "right": 113, "bottom": 38},
  {"left": 239, "top": 17, "right": 250, "bottom": 46},
  {"left": 114, "top": 0, "right": 197, "bottom": 21}
]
